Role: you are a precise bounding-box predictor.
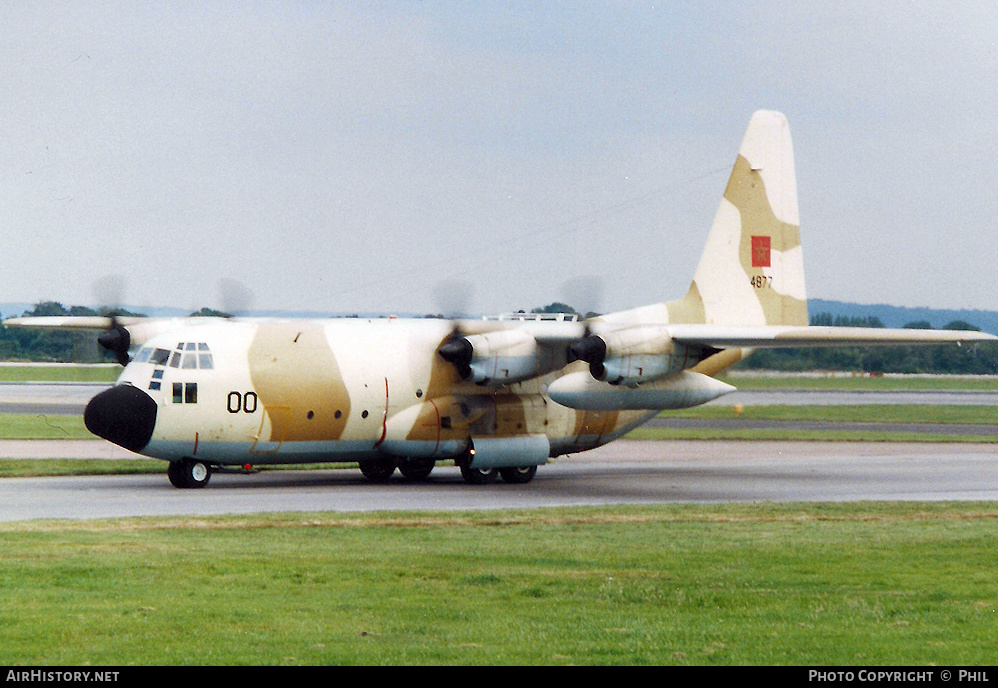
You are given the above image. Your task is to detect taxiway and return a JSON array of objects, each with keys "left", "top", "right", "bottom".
[{"left": 1, "top": 440, "right": 997, "bottom": 522}]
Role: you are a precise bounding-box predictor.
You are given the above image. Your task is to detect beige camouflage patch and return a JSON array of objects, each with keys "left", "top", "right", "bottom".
[{"left": 248, "top": 322, "right": 351, "bottom": 442}]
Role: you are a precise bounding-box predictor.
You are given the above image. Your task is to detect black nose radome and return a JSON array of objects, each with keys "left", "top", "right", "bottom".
[{"left": 84, "top": 385, "right": 158, "bottom": 453}]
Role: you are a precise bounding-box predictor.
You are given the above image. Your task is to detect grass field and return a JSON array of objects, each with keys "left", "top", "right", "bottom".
[
  {"left": 1, "top": 503, "right": 996, "bottom": 666},
  {"left": 0, "top": 363, "right": 118, "bottom": 383},
  {"left": 722, "top": 372, "right": 998, "bottom": 391}
]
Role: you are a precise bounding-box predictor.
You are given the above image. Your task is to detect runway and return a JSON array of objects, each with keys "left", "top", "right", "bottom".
[
  {"left": 1, "top": 440, "right": 997, "bottom": 522},
  {"left": 0, "top": 381, "right": 108, "bottom": 415}
]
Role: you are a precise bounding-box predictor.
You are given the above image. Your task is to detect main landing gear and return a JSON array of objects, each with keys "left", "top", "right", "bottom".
[
  {"left": 358, "top": 454, "right": 539, "bottom": 485},
  {"left": 357, "top": 456, "right": 438, "bottom": 482},
  {"left": 454, "top": 448, "right": 538, "bottom": 485}
]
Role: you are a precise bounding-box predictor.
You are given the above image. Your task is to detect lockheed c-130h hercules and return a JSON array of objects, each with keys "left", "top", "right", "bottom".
[{"left": 7, "top": 111, "right": 994, "bottom": 488}]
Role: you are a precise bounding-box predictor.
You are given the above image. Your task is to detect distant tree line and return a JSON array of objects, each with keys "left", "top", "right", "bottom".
[
  {"left": 0, "top": 302, "right": 109, "bottom": 362},
  {"left": 739, "top": 314, "right": 998, "bottom": 375},
  {"left": 2, "top": 303, "right": 996, "bottom": 374},
  {"left": 0, "top": 301, "right": 218, "bottom": 363}
]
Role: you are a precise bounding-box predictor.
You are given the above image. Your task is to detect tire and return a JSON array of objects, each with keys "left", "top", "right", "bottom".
[
  {"left": 358, "top": 457, "right": 397, "bottom": 482},
  {"left": 499, "top": 465, "right": 537, "bottom": 484},
  {"left": 398, "top": 457, "right": 435, "bottom": 481},
  {"left": 460, "top": 464, "right": 498, "bottom": 485},
  {"left": 167, "top": 459, "right": 212, "bottom": 489}
]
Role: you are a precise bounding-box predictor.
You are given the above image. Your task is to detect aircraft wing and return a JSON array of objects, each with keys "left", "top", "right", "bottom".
[
  {"left": 3, "top": 315, "right": 224, "bottom": 334},
  {"left": 2, "top": 316, "right": 146, "bottom": 331},
  {"left": 2, "top": 315, "right": 228, "bottom": 364},
  {"left": 666, "top": 324, "right": 997, "bottom": 349}
]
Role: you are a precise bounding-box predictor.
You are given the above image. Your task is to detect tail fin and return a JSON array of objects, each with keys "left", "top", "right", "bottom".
[{"left": 672, "top": 110, "right": 808, "bottom": 326}]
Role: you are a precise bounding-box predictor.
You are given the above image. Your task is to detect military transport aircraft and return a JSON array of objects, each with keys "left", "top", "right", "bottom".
[{"left": 6, "top": 111, "right": 994, "bottom": 488}]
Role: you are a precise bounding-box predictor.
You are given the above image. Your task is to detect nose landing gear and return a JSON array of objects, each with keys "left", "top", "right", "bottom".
[{"left": 167, "top": 458, "right": 212, "bottom": 489}]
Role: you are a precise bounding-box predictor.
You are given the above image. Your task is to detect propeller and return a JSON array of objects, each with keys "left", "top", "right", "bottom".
[
  {"left": 561, "top": 275, "right": 606, "bottom": 380},
  {"left": 561, "top": 276, "right": 608, "bottom": 379},
  {"left": 97, "top": 317, "right": 131, "bottom": 366},
  {"left": 92, "top": 275, "right": 132, "bottom": 366},
  {"left": 433, "top": 280, "right": 476, "bottom": 379},
  {"left": 218, "top": 277, "right": 255, "bottom": 316},
  {"left": 431, "top": 279, "right": 474, "bottom": 320},
  {"left": 560, "top": 275, "right": 604, "bottom": 319}
]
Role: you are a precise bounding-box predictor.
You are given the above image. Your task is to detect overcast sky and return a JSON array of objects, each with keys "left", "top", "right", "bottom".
[{"left": 3, "top": 2, "right": 997, "bottom": 317}]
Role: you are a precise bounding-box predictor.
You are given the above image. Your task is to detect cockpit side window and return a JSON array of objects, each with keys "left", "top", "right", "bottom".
[{"left": 150, "top": 349, "right": 171, "bottom": 366}]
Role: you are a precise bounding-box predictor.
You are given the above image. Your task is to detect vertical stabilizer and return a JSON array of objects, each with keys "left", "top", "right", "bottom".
[{"left": 676, "top": 110, "right": 807, "bottom": 326}]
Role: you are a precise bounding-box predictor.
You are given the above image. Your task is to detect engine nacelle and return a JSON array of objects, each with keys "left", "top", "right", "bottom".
[
  {"left": 439, "top": 329, "right": 547, "bottom": 386},
  {"left": 572, "top": 325, "right": 706, "bottom": 386}
]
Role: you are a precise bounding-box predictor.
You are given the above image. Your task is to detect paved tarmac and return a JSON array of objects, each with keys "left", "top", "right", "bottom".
[
  {"left": 1, "top": 440, "right": 997, "bottom": 522},
  {"left": 0, "top": 382, "right": 108, "bottom": 415}
]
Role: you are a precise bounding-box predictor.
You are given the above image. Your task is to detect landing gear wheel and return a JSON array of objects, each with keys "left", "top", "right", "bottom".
[
  {"left": 167, "top": 459, "right": 212, "bottom": 489},
  {"left": 460, "top": 464, "right": 498, "bottom": 485},
  {"left": 499, "top": 465, "right": 537, "bottom": 484},
  {"left": 398, "top": 457, "right": 435, "bottom": 481},
  {"left": 358, "top": 457, "right": 397, "bottom": 482}
]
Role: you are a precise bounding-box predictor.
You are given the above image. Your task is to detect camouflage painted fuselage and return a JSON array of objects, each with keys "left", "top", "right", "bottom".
[{"left": 117, "top": 317, "right": 657, "bottom": 467}]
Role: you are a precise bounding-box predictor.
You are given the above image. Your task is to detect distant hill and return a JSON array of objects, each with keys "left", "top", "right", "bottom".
[{"left": 809, "top": 299, "right": 998, "bottom": 335}]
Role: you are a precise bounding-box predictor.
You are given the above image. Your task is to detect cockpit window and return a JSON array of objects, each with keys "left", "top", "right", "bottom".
[
  {"left": 149, "top": 348, "right": 171, "bottom": 366},
  {"left": 140, "top": 343, "right": 213, "bottom": 369}
]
